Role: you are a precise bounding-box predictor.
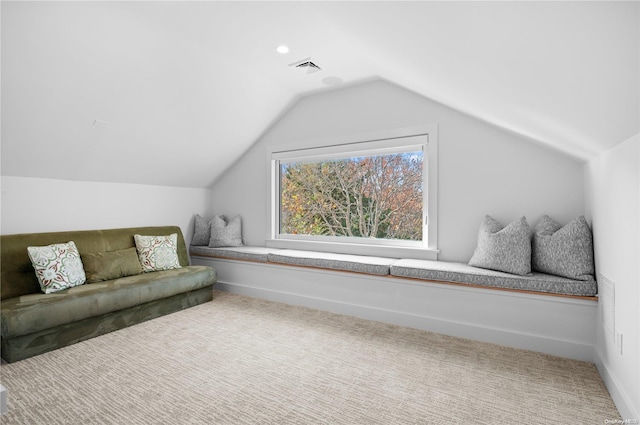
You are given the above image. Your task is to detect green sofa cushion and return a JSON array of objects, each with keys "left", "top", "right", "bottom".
[
  {"left": 81, "top": 247, "right": 143, "bottom": 283},
  {"left": 1, "top": 265, "right": 215, "bottom": 339}
]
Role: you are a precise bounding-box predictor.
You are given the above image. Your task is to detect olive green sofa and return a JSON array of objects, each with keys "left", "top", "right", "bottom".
[{"left": 1, "top": 226, "right": 217, "bottom": 363}]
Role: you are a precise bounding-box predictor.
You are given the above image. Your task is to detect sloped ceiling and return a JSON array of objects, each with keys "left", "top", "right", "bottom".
[{"left": 1, "top": 1, "right": 638, "bottom": 188}]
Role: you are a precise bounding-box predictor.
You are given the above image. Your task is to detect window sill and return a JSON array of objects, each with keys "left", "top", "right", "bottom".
[{"left": 265, "top": 238, "right": 439, "bottom": 261}]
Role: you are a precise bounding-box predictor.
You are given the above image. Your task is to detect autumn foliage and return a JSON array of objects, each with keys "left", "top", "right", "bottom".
[{"left": 280, "top": 152, "right": 423, "bottom": 241}]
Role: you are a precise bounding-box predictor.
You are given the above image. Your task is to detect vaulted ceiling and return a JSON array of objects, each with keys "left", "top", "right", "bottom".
[{"left": 1, "top": 1, "right": 638, "bottom": 188}]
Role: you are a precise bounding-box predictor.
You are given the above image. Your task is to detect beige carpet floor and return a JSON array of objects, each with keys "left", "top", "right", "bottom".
[{"left": 0, "top": 290, "right": 620, "bottom": 424}]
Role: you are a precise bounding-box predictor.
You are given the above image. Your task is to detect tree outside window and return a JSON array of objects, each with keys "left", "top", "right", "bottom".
[{"left": 279, "top": 151, "right": 423, "bottom": 242}]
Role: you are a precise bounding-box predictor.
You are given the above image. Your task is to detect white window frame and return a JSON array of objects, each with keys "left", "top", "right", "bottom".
[{"left": 267, "top": 125, "right": 438, "bottom": 260}]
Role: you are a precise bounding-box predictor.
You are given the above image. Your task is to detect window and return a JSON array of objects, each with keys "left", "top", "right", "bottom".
[{"left": 268, "top": 126, "right": 438, "bottom": 260}]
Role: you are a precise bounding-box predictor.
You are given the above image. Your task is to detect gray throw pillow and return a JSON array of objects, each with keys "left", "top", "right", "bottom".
[
  {"left": 191, "top": 214, "right": 211, "bottom": 246},
  {"left": 209, "top": 215, "right": 244, "bottom": 247},
  {"left": 532, "top": 215, "right": 595, "bottom": 281},
  {"left": 468, "top": 215, "right": 531, "bottom": 276}
]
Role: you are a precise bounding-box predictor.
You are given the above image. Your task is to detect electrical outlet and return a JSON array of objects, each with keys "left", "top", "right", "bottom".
[{"left": 615, "top": 332, "right": 623, "bottom": 355}]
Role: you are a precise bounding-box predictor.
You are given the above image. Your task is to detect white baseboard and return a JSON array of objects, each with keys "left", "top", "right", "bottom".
[{"left": 593, "top": 347, "right": 640, "bottom": 421}]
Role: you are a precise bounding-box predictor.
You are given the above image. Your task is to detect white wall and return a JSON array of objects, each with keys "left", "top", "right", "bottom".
[
  {"left": 1, "top": 176, "right": 212, "bottom": 246},
  {"left": 210, "top": 79, "right": 586, "bottom": 263},
  {"left": 585, "top": 134, "right": 640, "bottom": 420}
]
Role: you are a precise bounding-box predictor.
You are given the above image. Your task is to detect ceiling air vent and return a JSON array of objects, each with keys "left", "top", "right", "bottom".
[{"left": 289, "top": 57, "right": 322, "bottom": 74}]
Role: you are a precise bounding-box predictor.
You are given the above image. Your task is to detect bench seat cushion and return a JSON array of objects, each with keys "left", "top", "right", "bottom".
[
  {"left": 390, "top": 259, "right": 597, "bottom": 296},
  {"left": 267, "top": 250, "right": 396, "bottom": 276},
  {"left": 1, "top": 265, "right": 215, "bottom": 339},
  {"left": 190, "top": 246, "right": 280, "bottom": 262},
  {"left": 188, "top": 245, "right": 597, "bottom": 297}
]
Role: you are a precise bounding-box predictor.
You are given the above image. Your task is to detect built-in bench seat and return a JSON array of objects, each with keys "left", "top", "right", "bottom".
[
  {"left": 190, "top": 246, "right": 597, "bottom": 298},
  {"left": 190, "top": 245, "right": 598, "bottom": 360}
]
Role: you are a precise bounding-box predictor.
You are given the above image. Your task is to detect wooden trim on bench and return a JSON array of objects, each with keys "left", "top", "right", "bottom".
[{"left": 191, "top": 253, "right": 598, "bottom": 302}]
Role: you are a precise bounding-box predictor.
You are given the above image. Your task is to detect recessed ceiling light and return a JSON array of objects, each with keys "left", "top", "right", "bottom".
[{"left": 276, "top": 45, "right": 289, "bottom": 54}]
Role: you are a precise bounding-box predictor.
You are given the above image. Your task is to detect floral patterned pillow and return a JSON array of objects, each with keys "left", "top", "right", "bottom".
[
  {"left": 134, "top": 233, "right": 182, "bottom": 272},
  {"left": 27, "top": 241, "right": 87, "bottom": 294}
]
